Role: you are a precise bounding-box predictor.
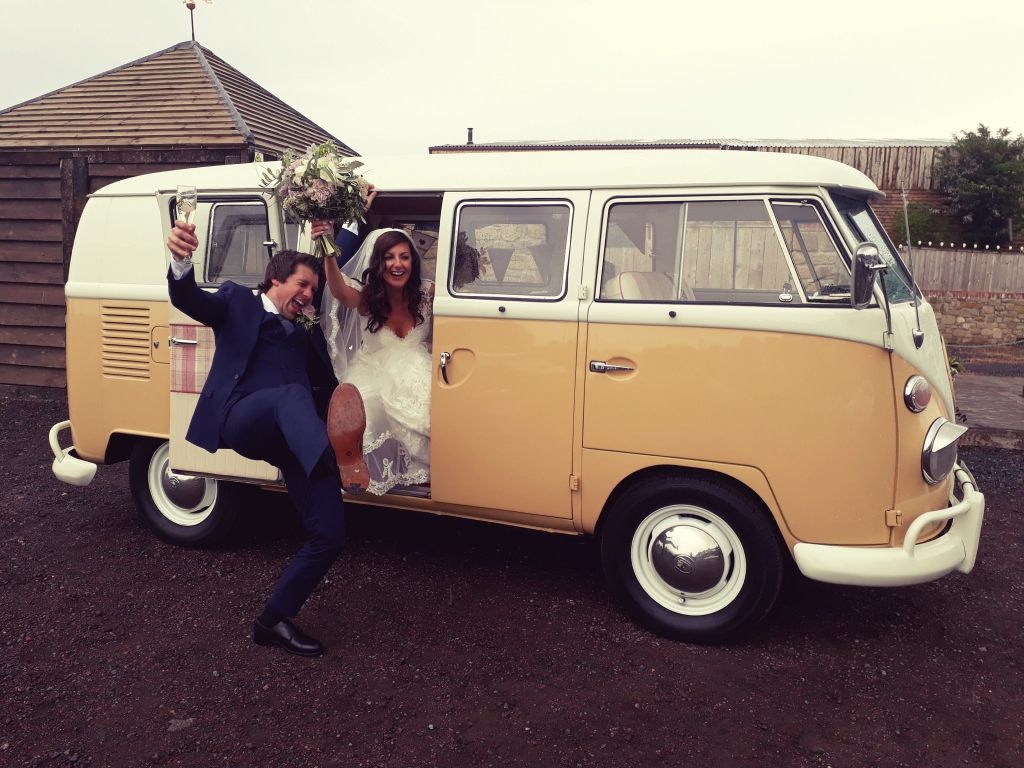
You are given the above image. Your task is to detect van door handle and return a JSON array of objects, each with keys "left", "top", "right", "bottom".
[
  {"left": 439, "top": 351, "right": 451, "bottom": 384},
  {"left": 590, "top": 361, "right": 634, "bottom": 373},
  {"left": 169, "top": 337, "right": 198, "bottom": 346}
]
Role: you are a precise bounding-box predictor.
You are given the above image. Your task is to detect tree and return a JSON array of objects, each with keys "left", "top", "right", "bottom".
[{"left": 933, "top": 125, "right": 1024, "bottom": 244}]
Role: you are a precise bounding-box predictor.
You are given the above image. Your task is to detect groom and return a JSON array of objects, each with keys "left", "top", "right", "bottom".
[{"left": 166, "top": 220, "right": 361, "bottom": 657}]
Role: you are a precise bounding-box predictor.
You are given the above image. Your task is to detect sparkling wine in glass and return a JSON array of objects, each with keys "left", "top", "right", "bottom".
[{"left": 176, "top": 185, "right": 198, "bottom": 224}]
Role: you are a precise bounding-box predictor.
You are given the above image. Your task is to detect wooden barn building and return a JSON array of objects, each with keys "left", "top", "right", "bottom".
[{"left": 0, "top": 40, "right": 353, "bottom": 390}]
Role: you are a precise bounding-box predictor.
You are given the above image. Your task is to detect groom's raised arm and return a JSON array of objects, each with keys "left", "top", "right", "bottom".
[{"left": 166, "top": 220, "right": 231, "bottom": 329}]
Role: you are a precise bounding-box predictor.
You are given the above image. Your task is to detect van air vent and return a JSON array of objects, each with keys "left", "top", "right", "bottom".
[{"left": 100, "top": 304, "right": 151, "bottom": 380}]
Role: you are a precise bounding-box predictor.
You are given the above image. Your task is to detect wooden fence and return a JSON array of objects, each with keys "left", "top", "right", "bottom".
[{"left": 909, "top": 246, "right": 1024, "bottom": 295}]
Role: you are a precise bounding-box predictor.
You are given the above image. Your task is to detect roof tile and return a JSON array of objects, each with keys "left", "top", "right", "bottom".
[{"left": 0, "top": 41, "right": 355, "bottom": 156}]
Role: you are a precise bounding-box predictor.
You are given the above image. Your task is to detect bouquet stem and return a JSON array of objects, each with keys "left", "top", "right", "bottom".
[{"left": 313, "top": 232, "right": 342, "bottom": 261}]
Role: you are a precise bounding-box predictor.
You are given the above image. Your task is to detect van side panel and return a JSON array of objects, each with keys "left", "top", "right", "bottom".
[
  {"left": 66, "top": 298, "right": 170, "bottom": 462},
  {"left": 583, "top": 324, "right": 897, "bottom": 545}
]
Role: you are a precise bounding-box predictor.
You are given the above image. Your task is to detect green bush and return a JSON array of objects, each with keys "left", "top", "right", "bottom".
[
  {"left": 934, "top": 125, "right": 1024, "bottom": 245},
  {"left": 890, "top": 202, "right": 948, "bottom": 246}
]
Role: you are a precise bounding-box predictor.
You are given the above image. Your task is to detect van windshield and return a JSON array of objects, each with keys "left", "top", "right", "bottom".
[{"left": 829, "top": 193, "right": 915, "bottom": 303}]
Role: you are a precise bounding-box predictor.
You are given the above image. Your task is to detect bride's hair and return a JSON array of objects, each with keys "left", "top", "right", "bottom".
[{"left": 361, "top": 230, "right": 425, "bottom": 334}]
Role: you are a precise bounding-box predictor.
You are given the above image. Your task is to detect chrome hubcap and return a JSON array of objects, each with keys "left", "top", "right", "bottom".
[
  {"left": 631, "top": 505, "right": 746, "bottom": 616},
  {"left": 161, "top": 465, "right": 208, "bottom": 510},
  {"left": 650, "top": 523, "right": 726, "bottom": 594},
  {"left": 147, "top": 442, "right": 218, "bottom": 527}
]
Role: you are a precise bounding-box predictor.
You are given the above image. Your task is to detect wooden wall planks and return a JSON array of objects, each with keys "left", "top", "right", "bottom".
[
  {"left": 0, "top": 362, "right": 66, "bottom": 387},
  {"left": 912, "top": 247, "right": 1024, "bottom": 294}
]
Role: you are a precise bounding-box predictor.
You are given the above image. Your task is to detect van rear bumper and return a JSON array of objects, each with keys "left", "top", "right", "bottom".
[
  {"left": 793, "top": 463, "right": 984, "bottom": 587},
  {"left": 49, "top": 420, "right": 98, "bottom": 487}
]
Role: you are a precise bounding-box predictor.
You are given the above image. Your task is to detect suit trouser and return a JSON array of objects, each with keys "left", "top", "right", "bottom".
[{"left": 221, "top": 384, "right": 346, "bottom": 617}]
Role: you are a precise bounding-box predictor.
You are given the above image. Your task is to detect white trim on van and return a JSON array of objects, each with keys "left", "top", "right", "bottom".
[{"left": 88, "top": 151, "right": 883, "bottom": 199}]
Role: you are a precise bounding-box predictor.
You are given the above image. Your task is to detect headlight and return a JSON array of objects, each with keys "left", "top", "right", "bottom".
[
  {"left": 922, "top": 417, "right": 968, "bottom": 484},
  {"left": 904, "top": 376, "right": 932, "bottom": 413}
]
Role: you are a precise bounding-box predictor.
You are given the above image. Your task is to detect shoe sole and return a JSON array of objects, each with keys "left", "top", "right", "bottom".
[
  {"left": 327, "top": 383, "right": 369, "bottom": 495},
  {"left": 253, "top": 634, "right": 325, "bottom": 657}
]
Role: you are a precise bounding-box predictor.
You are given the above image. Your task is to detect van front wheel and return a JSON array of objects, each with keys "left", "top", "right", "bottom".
[
  {"left": 129, "top": 438, "right": 241, "bottom": 548},
  {"left": 600, "top": 474, "right": 783, "bottom": 644}
]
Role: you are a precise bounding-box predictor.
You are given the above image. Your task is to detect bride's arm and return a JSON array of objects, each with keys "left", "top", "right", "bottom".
[
  {"left": 311, "top": 220, "right": 363, "bottom": 309},
  {"left": 323, "top": 252, "right": 364, "bottom": 309}
]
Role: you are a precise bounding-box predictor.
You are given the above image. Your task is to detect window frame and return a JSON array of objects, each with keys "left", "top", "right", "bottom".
[
  {"left": 448, "top": 198, "right": 574, "bottom": 302},
  {"left": 827, "top": 191, "right": 917, "bottom": 304},
  {"left": 595, "top": 193, "right": 858, "bottom": 307},
  {"left": 769, "top": 198, "right": 854, "bottom": 303},
  {"left": 166, "top": 194, "right": 272, "bottom": 288}
]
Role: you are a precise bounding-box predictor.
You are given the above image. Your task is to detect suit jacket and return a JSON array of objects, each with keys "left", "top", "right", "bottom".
[
  {"left": 168, "top": 264, "right": 300, "bottom": 453},
  {"left": 168, "top": 226, "right": 366, "bottom": 445}
]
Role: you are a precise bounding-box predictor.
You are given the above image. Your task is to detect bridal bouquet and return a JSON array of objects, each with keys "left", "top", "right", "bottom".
[{"left": 261, "top": 141, "right": 370, "bottom": 259}]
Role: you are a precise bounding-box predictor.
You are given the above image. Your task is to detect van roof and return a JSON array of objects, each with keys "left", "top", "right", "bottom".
[{"left": 90, "top": 149, "right": 882, "bottom": 198}]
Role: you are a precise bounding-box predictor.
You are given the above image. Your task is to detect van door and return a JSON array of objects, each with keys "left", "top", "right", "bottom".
[
  {"left": 429, "top": 191, "right": 590, "bottom": 519},
  {"left": 583, "top": 192, "right": 897, "bottom": 545},
  {"left": 164, "top": 192, "right": 284, "bottom": 483}
]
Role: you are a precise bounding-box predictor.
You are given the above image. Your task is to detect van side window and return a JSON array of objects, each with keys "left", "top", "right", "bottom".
[
  {"left": 771, "top": 202, "right": 850, "bottom": 301},
  {"left": 450, "top": 203, "right": 571, "bottom": 299},
  {"left": 206, "top": 202, "right": 271, "bottom": 285},
  {"left": 600, "top": 200, "right": 801, "bottom": 304}
]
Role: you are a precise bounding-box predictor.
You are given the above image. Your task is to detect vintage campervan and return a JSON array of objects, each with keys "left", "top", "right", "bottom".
[{"left": 49, "top": 150, "right": 985, "bottom": 643}]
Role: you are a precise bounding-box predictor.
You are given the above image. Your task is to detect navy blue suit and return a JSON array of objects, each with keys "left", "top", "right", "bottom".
[{"left": 167, "top": 264, "right": 345, "bottom": 618}]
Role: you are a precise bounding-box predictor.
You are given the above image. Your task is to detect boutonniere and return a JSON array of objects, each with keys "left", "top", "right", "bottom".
[{"left": 294, "top": 306, "right": 320, "bottom": 331}]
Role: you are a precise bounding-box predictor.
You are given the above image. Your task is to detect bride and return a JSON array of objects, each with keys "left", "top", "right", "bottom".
[{"left": 316, "top": 225, "right": 435, "bottom": 496}]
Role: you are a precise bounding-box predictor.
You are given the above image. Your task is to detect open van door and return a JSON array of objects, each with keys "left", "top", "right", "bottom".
[{"left": 160, "top": 188, "right": 284, "bottom": 484}]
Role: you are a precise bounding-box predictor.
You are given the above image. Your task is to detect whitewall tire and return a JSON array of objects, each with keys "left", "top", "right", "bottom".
[
  {"left": 601, "top": 472, "right": 784, "bottom": 643},
  {"left": 129, "top": 438, "right": 242, "bottom": 547}
]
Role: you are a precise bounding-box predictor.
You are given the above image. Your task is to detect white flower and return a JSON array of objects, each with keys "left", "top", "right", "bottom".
[{"left": 293, "top": 162, "right": 308, "bottom": 180}]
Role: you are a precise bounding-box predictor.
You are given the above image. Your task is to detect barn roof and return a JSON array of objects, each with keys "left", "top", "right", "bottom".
[{"left": 0, "top": 41, "right": 354, "bottom": 157}]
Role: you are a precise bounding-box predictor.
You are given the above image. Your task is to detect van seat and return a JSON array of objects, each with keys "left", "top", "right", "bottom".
[{"left": 603, "top": 271, "right": 674, "bottom": 301}]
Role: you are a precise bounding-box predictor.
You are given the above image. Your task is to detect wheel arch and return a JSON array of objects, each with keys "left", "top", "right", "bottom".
[
  {"left": 104, "top": 431, "right": 169, "bottom": 465},
  {"left": 583, "top": 454, "right": 796, "bottom": 553}
]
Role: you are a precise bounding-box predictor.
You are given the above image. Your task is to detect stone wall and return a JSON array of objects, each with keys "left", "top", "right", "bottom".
[{"left": 926, "top": 291, "right": 1024, "bottom": 344}]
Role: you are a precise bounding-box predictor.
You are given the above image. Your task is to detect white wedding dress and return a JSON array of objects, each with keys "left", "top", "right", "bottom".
[{"left": 321, "top": 229, "right": 433, "bottom": 495}]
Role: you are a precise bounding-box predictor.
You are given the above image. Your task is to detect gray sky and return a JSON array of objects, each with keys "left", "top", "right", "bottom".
[{"left": 4, "top": 0, "right": 1023, "bottom": 155}]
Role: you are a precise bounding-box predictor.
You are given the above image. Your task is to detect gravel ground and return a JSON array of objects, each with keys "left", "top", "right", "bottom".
[
  {"left": 2, "top": 393, "right": 1022, "bottom": 768},
  {"left": 949, "top": 341, "right": 1024, "bottom": 378}
]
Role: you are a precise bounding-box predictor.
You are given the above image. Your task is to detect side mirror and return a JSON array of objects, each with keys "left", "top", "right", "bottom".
[{"left": 852, "top": 243, "right": 886, "bottom": 309}]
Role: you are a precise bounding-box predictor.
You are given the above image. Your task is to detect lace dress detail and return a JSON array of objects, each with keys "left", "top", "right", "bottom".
[{"left": 335, "top": 278, "right": 433, "bottom": 495}]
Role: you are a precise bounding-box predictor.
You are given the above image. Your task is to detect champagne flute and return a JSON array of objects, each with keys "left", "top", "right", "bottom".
[{"left": 176, "top": 185, "right": 198, "bottom": 225}]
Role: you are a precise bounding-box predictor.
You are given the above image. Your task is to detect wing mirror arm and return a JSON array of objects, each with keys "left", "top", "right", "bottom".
[{"left": 852, "top": 243, "right": 894, "bottom": 350}]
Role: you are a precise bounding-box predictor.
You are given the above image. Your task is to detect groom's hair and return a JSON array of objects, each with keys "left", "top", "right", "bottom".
[{"left": 257, "top": 251, "right": 321, "bottom": 293}]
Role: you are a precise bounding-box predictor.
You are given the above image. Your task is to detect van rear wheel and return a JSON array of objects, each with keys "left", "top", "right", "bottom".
[
  {"left": 600, "top": 473, "right": 783, "bottom": 644},
  {"left": 129, "top": 438, "right": 241, "bottom": 548}
]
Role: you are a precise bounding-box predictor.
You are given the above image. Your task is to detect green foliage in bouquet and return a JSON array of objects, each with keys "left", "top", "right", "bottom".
[{"left": 261, "top": 141, "right": 369, "bottom": 258}]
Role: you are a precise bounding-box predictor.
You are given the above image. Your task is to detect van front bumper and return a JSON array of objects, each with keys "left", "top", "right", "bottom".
[
  {"left": 49, "top": 420, "right": 98, "bottom": 487},
  {"left": 793, "top": 463, "right": 984, "bottom": 587}
]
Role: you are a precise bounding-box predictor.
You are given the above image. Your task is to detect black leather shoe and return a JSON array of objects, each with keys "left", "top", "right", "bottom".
[{"left": 253, "top": 618, "right": 324, "bottom": 657}]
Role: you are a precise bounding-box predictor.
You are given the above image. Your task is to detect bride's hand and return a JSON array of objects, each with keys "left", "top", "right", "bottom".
[{"left": 310, "top": 220, "right": 333, "bottom": 239}]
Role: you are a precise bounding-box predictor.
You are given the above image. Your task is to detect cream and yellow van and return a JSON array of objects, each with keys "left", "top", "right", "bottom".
[{"left": 49, "top": 150, "right": 985, "bottom": 642}]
